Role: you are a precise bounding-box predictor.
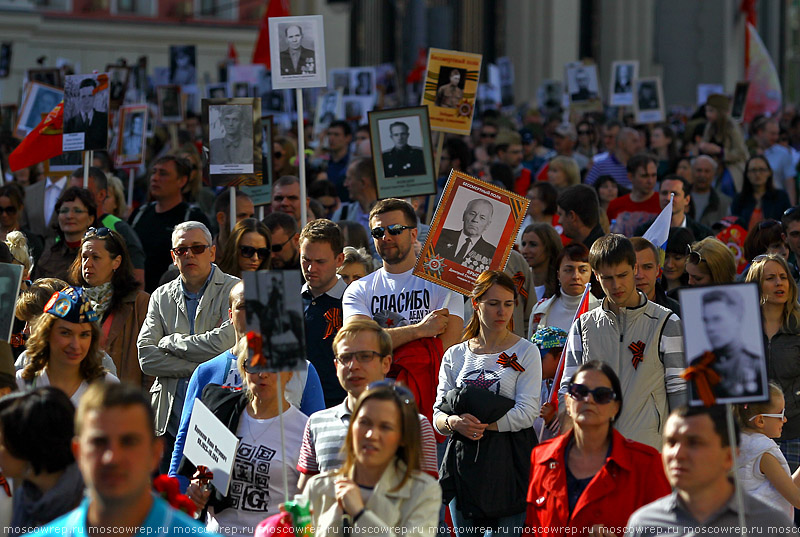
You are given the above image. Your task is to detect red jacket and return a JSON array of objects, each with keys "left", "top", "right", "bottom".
[{"left": 526, "top": 428, "right": 670, "bottom": 534}]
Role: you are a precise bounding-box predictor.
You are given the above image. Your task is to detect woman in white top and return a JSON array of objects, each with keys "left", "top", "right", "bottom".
[
  {"left": 433, "top": 271, "right": 541, "bottom": 537},
  {"left": 527, "top": 243, "right": 601, "bottom": 340},
  {"left": 16, "top": 286, "right": 117, "bottom": 406}
]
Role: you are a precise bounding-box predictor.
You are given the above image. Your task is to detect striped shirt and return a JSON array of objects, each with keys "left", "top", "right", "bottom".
[
  {"left": 297, "top": 399, "right": 439, "bottom": 478},
  {"left": 585, "top": 152, "right": 630, "bottom": 188}
]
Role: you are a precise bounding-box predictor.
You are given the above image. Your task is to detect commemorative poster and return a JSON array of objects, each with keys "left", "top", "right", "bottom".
[{"left": 421, "top": 48, "right": 482, "bottom": 135}]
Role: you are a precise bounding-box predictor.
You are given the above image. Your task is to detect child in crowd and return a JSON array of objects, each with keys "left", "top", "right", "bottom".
[
  {"left": 531, "top": 326, "right": 566, "bottom": 442},
  {"left": 736, "top": 382, "right": 800, "bottom": 519}
]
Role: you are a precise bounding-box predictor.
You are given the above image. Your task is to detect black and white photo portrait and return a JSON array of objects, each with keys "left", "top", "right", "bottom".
[
  {"left": 331, "top": 70, "right": 351, "bottom": 95},
  {"left": 17, "top": 83, "right": 62, "bottom": 137},
  {"left": 27, "top": 68, "right": 63, "bottom": 88},
  {"left": 121, "top": 110, "right": 146, "bottom": 160},
  {"left": 233, "top": 82, "right": 252, "bottom": 98},
  {"left": 106, "top": 66, "right": 130, "bottom": 109},
  {"left": 243, "top": 270, "right": 305, "bottom": 372},
  {"left": 497, "top": 57, "right": 514, "bottom": 108},
  {"left": 0, "top": 263, "right": 22, "bottom": 343},
  {"left": 170, "top": 45, "right": 197, "bottom": 86},
  {"left": 379, "top": 117, "right": 426, "bottom": 178},
  {"left": 313, "top": 90, "right": 342, "bottom": 133},
  {"left": 434, "top": 66, "right": 465, "bottom": 109},
  {"left": 732, "top": 81, "right": 750, "bottom": 122},
  {"left": 208, "top": 104, "right": 254, "bottom": 174},
  {"left": 679, "top": 284, "right": 768, "bottom": 405},
  {"left": 63, "top": 73, "right": 109, "bottom": 152},
  {"left": 638, "top": 81, "right": 659, "bottom": 110},
  {"left": 269, "top": 15, "right": 326, "bottom": 90},
  {"left": 435, "top": 191, "right": 510, "bottom": 275},
  {"left": 157, "top": 85, "right": 183, "bottom": 123},
  {"left": 609, "top": 61, "right": 638, "bottom": 107},
  {"left": 207, "top": 83, "right": 227, "bottom": 99},
  {"left": 353, "top": 68, "right": 375, "bottom": 96},
  {"left": 567, "top": 64, "right": 599, "bottom": 103},
  {"left": 633, "top": 77, "right": 665, "bottom": 124}
]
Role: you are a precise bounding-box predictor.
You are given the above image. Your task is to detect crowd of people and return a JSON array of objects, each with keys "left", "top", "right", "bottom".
[{"left": 2, "top": 70, "right": 800, "bottom": 535}]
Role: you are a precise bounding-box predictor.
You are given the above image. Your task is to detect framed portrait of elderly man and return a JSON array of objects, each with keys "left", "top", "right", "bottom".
[
  {"left": 633, "top": 77, "right": 665, "bottom": 124},
  {"left": 565, "top": 62, "right": 602, "bottom": 113},
  {"left": 157, "top": 85, "right": 183, "bottom": 123},
  {"left": 269, "top": 15, "right": 326, "bottom": 90},
  {"left": 202, "top": 97, "right": 262, "bottom": 188},
  {"left": 421, "top": 48, "right": 482, "bottom": 135},
  {"left": 0, "top": 263, "right": 22, "bottom": 343},
  {"left": 15, "top": 82, "right": 62, "bottom": 138},
  {"left": 678, "top": 283, "right": 768, "bottom": 406},
  {"left": 116, "top": 104, "right": 148, "bottom": 168},
  {"left": 414, "top": 171, "right": 529, "bottom": 295},
  {"left": 369, "top": 106, "right": 435, "bottom": 199},
  {"left": 62, "top": 73, "right": 110, "bottom": 152},
  {"left": 609, "top": 60, "right": 638, "bottom": 107},
  {"left": 242, "top": 270, "right": 305, "bottom": 372}
]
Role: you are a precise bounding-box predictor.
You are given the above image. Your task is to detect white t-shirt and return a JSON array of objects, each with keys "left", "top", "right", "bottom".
[
  {"left": 737, "top": 431, "right": 793, "bottom": 520},
  {"left": 343, "top": 267, "right": 464, "bottom": 327},
  {"left": 15, "top": 369, "right": 119, "bottom": 406},
  {"left": 208, "top": 405, "right": 307, "bottom": 537}
]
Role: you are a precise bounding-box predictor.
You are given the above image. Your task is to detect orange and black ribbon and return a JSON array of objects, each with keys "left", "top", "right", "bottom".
[
  {"left": 497, "top": 352, "right": 525, "bottom": 372},
  {"left": 0, "top": 474, "right": 10, "bottom": 497},
  {"left": 193, "top": 465, "right": 214, "bottom": 485},
  {"left": 680, "top": 351, "right": 721, "bottom": 407},
  {"left": 629, "top": 341, "right": 646, "bottom": 370}
]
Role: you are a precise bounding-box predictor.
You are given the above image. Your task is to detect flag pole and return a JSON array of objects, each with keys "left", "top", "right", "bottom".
[
  {"left": 549, "top": 282, "right": 592, "bottom": 406},
  {"left": 127, "top": 168, "right": 135, "bottom": 212},
  {"left": 83, "top": 151, "right": 92, "bottom": 188},
  {"left": 726, "top": 403, "right": 747, "bottom": 533},
  {"left": 296, "top": 88, "right": 307, "bottom": 228}
]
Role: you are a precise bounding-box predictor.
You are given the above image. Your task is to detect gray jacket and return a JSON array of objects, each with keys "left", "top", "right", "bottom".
[
  {"left": 560, "top": 292, "right": 687, "bottom": 450},
  {"left": 137, "top": 265, "right": 239, "bottom": 435}
]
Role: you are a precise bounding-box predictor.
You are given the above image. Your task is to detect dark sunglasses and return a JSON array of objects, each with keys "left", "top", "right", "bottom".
[
  {"left": 271, "top": 233, "right": 295, "bottom": 253},
  {"left": 240, "top": 245, "right": 270, "bottom": 259},
  {"left": 274, "top": 151, "right": 284, "bottom": 159},
  {"left": 686, "top": 245, "right": 704, "bottom": 265},
  {"left": 784, "top": 206, "right": 800, "bottom": 218},
  {"left": 370, "top": 224, "right": 415, "bottom": 240},
  {"left": 367, "top": 379, "right": 415, "bottom": 406},
  {"left": 0, "top": 206, "right": 17, "bottom": 215},
  {"left": 84, "top": 227, "right": 111, "bottom": 239},
  {"left": 567, "top": 383, "right": 617, "bottom": 404},
  {"left": 480, "top": 132, "right": 497, "bottom": 139},
  {"left": 172, "top": 244, "right": 211, "bottom": 256}
]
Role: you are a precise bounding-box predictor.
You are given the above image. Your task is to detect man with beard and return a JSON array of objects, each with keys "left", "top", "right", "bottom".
[{"left": 343, "top": 198, "right": 463, "bottom": 351}]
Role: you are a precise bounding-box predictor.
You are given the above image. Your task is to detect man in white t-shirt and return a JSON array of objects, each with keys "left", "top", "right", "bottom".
[{"left": 343, "top": 198, "right": 464, "bottom": 350}]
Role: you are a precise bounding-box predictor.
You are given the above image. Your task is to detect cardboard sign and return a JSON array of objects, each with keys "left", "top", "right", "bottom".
[
  {"left": 421, "top": 48, "right": 482, "bottom": 135},
  {"left": 184, "top": 399, "right": 240, "bottom": 495}
]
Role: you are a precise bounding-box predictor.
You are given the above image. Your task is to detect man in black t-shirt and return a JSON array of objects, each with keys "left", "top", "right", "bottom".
[{"left": 129, "top": 156, "right": 210, "bottom": 292}]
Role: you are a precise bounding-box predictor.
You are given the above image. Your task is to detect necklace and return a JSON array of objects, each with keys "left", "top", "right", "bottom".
[
  {"left": 245, "top": 408, "right": 278, "bottom": 446},
  {"left": 471, "top": 331, "right": 514, "bottom": 354}
]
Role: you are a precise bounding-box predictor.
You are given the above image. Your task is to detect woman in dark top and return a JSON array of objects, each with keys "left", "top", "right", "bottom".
[{"left": 731, "top": 156, "right": 791, "bottom": 230}]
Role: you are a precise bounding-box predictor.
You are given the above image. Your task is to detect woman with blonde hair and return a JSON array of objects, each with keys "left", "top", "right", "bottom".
[
  {"left": 547, "top": 156, "right": 581, "bottom": 189},
  {"left": 217, "top": 218, "right": 271, "bottom": 278},
  {"left": 745, "top": 253, "right": 800, "bottom": 471},
  {"left": 434, "top": 271, "right": 540, "bottom": 537},
  {"left": 103, "top": 175, "right": 128, "bottom": 220},
  {"left": 301, "top": 381, "right": 440, "bottom": 536},
  {"left": 685, "top": 236, "right": 737, "bottom": 286},
  {"left": 17, "top": 286, "right": 117, "bottom": 405}
]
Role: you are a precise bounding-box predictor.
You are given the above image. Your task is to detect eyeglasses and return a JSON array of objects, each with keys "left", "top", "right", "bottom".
[
  {"left": 274, "top": 151, "right": 284, "bottom": 159},
  {"left": 370, "top": 224, "right": 415, "bottom": 240},
  {"left": 171, "top": 244, "right": 211, "bottom": 256},
  {"left": 367, "top": 379, "right": 414, "bottom": 406},
  {"left": 58, "top": 207, "right": 88, "bottom": 215},
  {"left": 271, "top": 233, "right": 295, "bottom": 253},
  {"left": 756, "top": 219, "right": 782, "bottom": 231},
  {"left": 0, "top": 206, "right": 17, "bottom": 215},
  {"left": 240, "top": 245, "right": 270, "bottom": 259},
  {"left": 686, "top": 245, "right": 704, "bottom": 265},
  {"left": 567, "top": 382, "right": 617, "bottom": 404},
  {"left": 749, "top": 408, "right": 785, "bottom": 421},
  {"left": 480, "top": 132, "right": 497, "bottom": 139},
  {"left": 335, "top": 350, "right": 383, "bottom": 366},
  {"left": 84, "top": 227, "right": 111, "bottom": 239}
]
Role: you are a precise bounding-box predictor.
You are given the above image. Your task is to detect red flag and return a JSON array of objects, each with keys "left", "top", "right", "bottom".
[
  {"left": 9, "top": 101, "right": 64, "bottom": 172},
  {"left": 549, "top": 283, "right": 592, "bottom": 406},
  {"left": 252, "top": 0, "right": 290, "bottom": 67},
  {"left": 406, "top": 47, "right": 428, "bottom": 84}
]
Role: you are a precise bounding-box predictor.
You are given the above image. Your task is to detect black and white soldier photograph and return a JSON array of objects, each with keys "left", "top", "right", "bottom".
[
  {"left": 169, "top": 45, "right": 197, "bottom": 86},
  {"left": 378, "top": 117, "right": 426, "bottom": 178},
  {"left": 208, "top": 103, "right": 254, "bottom": 174},
  {"left": 62, "top": 72, "right": 109, "bottom": 152},
  {"left": 269, "top": 15, "right": 326, "bottom": 90}
]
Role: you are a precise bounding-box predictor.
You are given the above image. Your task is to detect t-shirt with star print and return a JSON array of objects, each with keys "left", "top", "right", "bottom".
[{"left": 433, "top": 337, "right": 542, "bottom": 433}]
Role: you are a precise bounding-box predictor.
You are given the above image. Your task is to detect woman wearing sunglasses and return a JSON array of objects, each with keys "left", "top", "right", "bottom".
[
  {"left": 33, "top": 187, "right": 98, "bottom": 282},
  {"left": 745, "top": 254, "right": 800, "bottom": 473},
  {"left": 434, "top": 271, "right": 541, "bottom": 537},
  {"left": 526, "top": 361, "right": 669, "bottom": 532},
  {"left": 0, "top": 184, "right": 41, "bottom": 260},
  {"left": 301, "top": 381, "right": 440, "bottom": 537},
  {"left": 685, "top": 237, "right": 737, "bottom": 286},
  {"left": 732, "top": 156, "right": 791, "bottom": 231},
  {"left": 217, "top": 218, "right": 272, "bottom": 278},
  {"left": 68, "top": 227, "right": 149, "bottom": 388},
  {"left": 181, "top": 345, "right": 306, "bottom": 536}
]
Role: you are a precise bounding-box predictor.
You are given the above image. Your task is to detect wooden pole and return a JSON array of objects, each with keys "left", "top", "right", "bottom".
[
  {"left": 296, "top": 88, "right": 308, "bottom": 228},
  {"left": 425, "top": 132, "right": 445, "bottom": 225}
]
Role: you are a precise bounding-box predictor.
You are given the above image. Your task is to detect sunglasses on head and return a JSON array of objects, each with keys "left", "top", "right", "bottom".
[
  {"left": 171, "top": 244, "right": 211, "bottom": 256},
  {"left": 240, "top": 245, "right": 270, "bottom": 259},
  {"left": 367, "top": 379, "right": 415, "bottom": 406},
  {"left": 686, "top": 245, "right": 704, "bottom": 265},
  {"left": 84, "top": 227, "right": 111, "bottom": 239},
  {"left": 567, "top": 382, "right": 617, "bottom": 404},
  {"left": 370, "top": 224, "right": 415, "bottom": 240},
  {"left": 0, "top": 206, "right": 17, "bottom": 215}
]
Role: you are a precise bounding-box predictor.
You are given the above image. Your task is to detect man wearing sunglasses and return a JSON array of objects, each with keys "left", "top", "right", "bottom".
[
  {"left": 264, "top": 212, "right": 300, "bottom": 270},
  {"left": 297, "top": 318, "right": 438, "bottom": 491},
  {"left": 559, "top": 234, "right": 686, "bottom": 450},
  {"left": 138, "top": 221, "right": 239, "bottom": 473},
  {"left": 343, "top": 198, "right": 463, "bottom": 352}
]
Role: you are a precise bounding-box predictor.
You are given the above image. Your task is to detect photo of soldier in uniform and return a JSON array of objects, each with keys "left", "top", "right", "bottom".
[
  {"left": 269, "top": 15, "right": 326, "bottom": 90},
  {"left": 567, "top": 65, "right": 598, "bottom": 103},
  {"left": 379, "top": 118, "right": 426, "bottom": 178},
  {"left": 679, "top": 284, "right": 768, "bottom": 405},
  {"left": 62, "top": 73, "right": 109, "bottom": 151},
  {"left": 435, "top": 66, "right": 466, "bottom": 108},
  {"left": 208, "top": 104, "right": 254, "bottom": 173}
]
